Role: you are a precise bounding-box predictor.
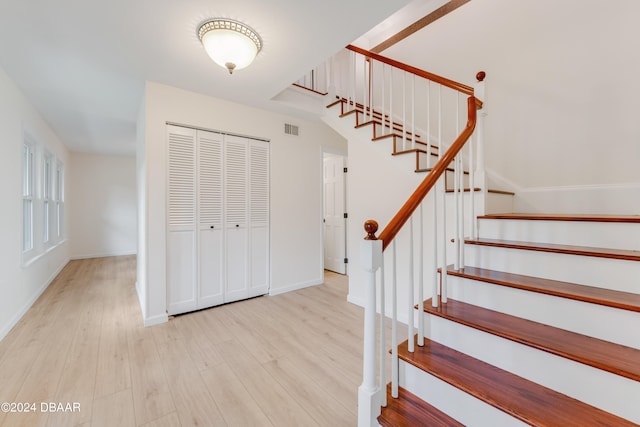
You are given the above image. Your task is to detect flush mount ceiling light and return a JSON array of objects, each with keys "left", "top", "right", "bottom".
[{"left": 197, "top": 18, "right": 262, "bottom": 74}]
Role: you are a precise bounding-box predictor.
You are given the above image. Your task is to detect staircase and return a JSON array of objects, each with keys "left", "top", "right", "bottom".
[
  {"left": 299, "top": 44, "right": 640, "bottom": 426},
  {"left": 381, "top": 214, "right": 640, "bottom": 426}
]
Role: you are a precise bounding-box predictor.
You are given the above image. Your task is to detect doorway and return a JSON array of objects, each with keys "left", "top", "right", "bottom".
[{"left": 323, "top": 153, "right": 347, "bottom": 274}]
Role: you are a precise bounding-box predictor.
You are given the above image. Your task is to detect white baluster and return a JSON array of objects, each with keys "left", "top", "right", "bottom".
[
  {"left": 408, "top": 215, "right": 414, "bottom": 353},
  {"left": 418, "top": 203, "right": 424, "bottom": 346},
  {"left": 454, "top": 95, "right": 460, "bottom": 271},
  {"left": 475, "top": 72, "right": 487, "bottom": 193},
  {"left": 411, "top": 74, "right": 416, "bottom": 151},
  {"left": 389, "top": 68, "right": 393, "bottom": 136},
  {"left": 379, "top": 260, "right": 386, "bottom": 407},
  {"left": 460, "top": 149, "right": 465, "bottom": 268},
  {"left": 400, "top": 73, "right": 405, "bottom": 150},
  {"left": 454, "top": 156, "right": 459, "bottom": 271},
  {"left": 351, "top": 51, "right": 356, "bottom": 113},
  {"left": 432, "top": 188, "right": 439, "bottom": 308},
  {"left": 381, "top": 64, "right": 386, "bottom": 135},
  {"left": 470, "top": 130, "right": 477, "bottom": 239},
  {"left": 363, "top": 57, "right": 367, "bottom": 122},
  {"left": 391, "top": 240, "right": 398, "bottom": 398},
  {"left": 426, "top": 82, "right": 431, "bottom": 169},
  {"left": 438, "top": 85, "right": 448, "bottom": 303},
  {"left": 456, "top": 95, "right": 462, "bottom": 270},
  {"left": 367, "top": 59, "right": 371, "bottom": 122}
]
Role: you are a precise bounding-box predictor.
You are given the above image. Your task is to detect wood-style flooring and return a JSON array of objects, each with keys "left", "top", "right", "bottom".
[{"left": 0, "top": 256, "right": 379, "bottom": 427}]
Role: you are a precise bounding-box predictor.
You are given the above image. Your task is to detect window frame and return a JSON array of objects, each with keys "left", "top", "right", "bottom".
[
  {"left": 22, "top": 140, "right": 35, "bottom": 253},
  {"left": 42, "top": 151, "right": 53, "bottom": 245}
]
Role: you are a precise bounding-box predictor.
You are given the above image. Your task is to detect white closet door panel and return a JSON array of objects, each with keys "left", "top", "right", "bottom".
[
  {"left": 167, "top": 230, "right": 197, "bottom": 315},
  {"left": 198, "top": 130, "right": 223, "bottom": 228},
  {"left": 225, "top": 227, "right": 248, "bottom": 303},
  {"left": 167, "top": 126, "right": 196, "bottom": 229},
  {"left": 249, "top": 140, "right": 269, "bottom": 226},
  {"left": 225, "top": 136, "right": 248, "bottom": 227},
  {"left": 249, "top": 226, "right": 269, "bottom": 297},
  {"left": 198, "top": 228, "right": 224, "bottom": 309}
]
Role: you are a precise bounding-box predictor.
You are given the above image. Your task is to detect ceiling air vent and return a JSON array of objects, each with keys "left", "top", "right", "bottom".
[{"left": 284, "top": 123, "right": 299, "bottom": 136}]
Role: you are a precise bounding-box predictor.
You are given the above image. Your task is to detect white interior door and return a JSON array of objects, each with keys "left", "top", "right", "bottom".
[
  {"left": 197, "top": 130, "right": 224, "bottom": 309},
  {"left": 323, "top": 154, "right": 346, "bottom": 274},
  {"left": 167, "top": 125, "right": 197, "bottom": 315},
  {"left": 224, "top": 135, "right": 249, "bottom": 303}
]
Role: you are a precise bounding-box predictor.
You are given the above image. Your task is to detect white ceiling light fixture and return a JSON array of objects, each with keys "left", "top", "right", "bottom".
[{"left": 197, "top": 18, "right": 263, "bottom": 74}]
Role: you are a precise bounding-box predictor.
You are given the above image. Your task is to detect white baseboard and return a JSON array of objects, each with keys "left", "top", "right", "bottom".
[
  {"left": 143, "top": 313, "right": 168, "bottom": 327},
  {"left": 269, "top": 277, "right": 324, "bottom": 296},
  {"left": 0, "top": 257, "right": 70, "bottom": 342},
  {"left": 70, "top": 250, "right": 137, "bottom": 260},
  {"left": 347, "top": 293, "right": 364, "bottom": 307}
]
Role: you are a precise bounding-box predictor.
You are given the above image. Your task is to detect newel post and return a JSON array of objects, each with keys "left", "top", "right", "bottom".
[
  {"left": 359, "top": 220, "right": 383, "bottom": 427},
  {"left": 474, "top": 71, "right": 487, "bottom": 197}
]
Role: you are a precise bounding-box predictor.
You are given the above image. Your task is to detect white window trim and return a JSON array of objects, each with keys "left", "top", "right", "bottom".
[
  {"left": 43, "top": 151, "right": 53, "bottom": 245},
  {"left": 22, "top": 139, "right": 35, "bottom": 255},
  {"left": 22, "top": 132, "right": 66, "bottom": 267}
]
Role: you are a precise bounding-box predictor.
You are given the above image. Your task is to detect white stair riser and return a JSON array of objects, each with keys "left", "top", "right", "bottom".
[
  {"left": 477, "top": 218, "right": 640, "bottom": 251},
  {"left": 425, "top": 314, "right": 640, "bottom": 424},
  {"left": 464, "top": 244, "right": 640, "bottom": 293},
  {"left": 446, "top": 275, "right": 640, "bottom": 348},
  {"left": 399, "top": 361, "right": 529, "bottom": 427}
]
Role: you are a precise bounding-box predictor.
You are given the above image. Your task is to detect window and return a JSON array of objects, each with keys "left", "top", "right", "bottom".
[
  {"left": 55, "top": 161, "right": 64, "bottom": 239},
  {"left": 22, "top": 142, "right": 34, "bottom": 252},
  {"left": 22, "top": 132, "right": 65, "bottom": 265},
  {"left": 43, "top": 153, "right": 52, "bottom": 244}
]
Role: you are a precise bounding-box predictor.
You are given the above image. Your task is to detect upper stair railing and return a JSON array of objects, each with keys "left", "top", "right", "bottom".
[{"left": 313, "top": 45, "right": 486, "bottom": 426}]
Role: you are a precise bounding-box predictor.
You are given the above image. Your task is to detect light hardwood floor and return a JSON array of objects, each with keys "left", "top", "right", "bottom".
[{"left": 0, "top": 256, "right": 376, "bottom": 426}]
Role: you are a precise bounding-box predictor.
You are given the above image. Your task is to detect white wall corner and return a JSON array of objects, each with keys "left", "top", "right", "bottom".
[{"left": 143, "top": 312, "right": 168, "bottom": 327}]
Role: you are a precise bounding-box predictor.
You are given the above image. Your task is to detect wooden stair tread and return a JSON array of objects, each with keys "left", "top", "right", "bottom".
[
  {"left": 424, "top": 298, "right": 640, "bottom": 381},
  {"left": 418, "top": 166, "right": 469, "bottom": 175},
  {"left": 465, "top": 237, "right": 640, "bottom": 261},
  {"left": 479, "top": 213, "right": 640, "bottom": 223},
  {"left": 398, "top": 337, "right": 638, "bottom": 426},
  {"left": 447, "top": 265, "right": 640, "bottom": 312},
  {"left": 444, "top": 187, "right": 482, "bottom": 193},
  {"left": 392, "top": 148, "right": 428, "bottom": 155},
  {"left": 371, "top": 133, "right": 428, "bottom": 145},
  {"left": 378, "top": 384, "right": 463, "bottom": 427}
]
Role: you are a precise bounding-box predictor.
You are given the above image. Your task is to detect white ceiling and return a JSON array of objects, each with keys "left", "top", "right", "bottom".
[{"left": 0, "top": 0, "right": 418, "bottom": 155}]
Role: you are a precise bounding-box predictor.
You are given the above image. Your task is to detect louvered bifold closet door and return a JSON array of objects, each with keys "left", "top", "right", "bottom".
[
  {"left": 197, "top": 130, "right": 224, "bottom": 309},
  {"left": 224, "top": 135, "right": 249, "bottom": 303},
  {"left": 249, "top": 139, "right": 270, "bottom": 298},
  {"left": 167, "top": 125, "right": 198, "bottom": 315}
]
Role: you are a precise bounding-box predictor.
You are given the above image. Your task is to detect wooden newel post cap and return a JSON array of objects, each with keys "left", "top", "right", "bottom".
[
  {"left": 476, "top": 71, "right": 486, "bottom": 82},
  {"left": 364, "top": 220, "right": 379, "bottom": 240}
]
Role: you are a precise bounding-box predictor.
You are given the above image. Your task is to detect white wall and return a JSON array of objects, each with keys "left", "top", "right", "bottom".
[
  {"left": 323, "top": 104, "right": 487, "bottom": 313},
  {"left": 383, "top": 0, "right": 640, "bottom": 214},
  {"left": 0, "top": 66, "right": 70, "bottom": 341},
  {"left": 136, "top": 94, "right": 148, "bottom": 321},
  {"left": 137, "top": 81, "right": 347, "bottom": 326},
  {"left": 68, "top": 152, "right": 137, "bottom": 259}
]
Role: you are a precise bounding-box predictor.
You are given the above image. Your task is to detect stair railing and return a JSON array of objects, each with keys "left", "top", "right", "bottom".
[{"left": 327, "top": 46, "right": 485, "bottom": 427}]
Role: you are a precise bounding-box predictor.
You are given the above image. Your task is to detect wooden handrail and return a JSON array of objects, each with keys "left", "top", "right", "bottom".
[
  {"left": 347, "top": 44, "right": 475, "bottom": 97},
  {"left": 377, "top": 96, "right": 478, "bottom": 251}
]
